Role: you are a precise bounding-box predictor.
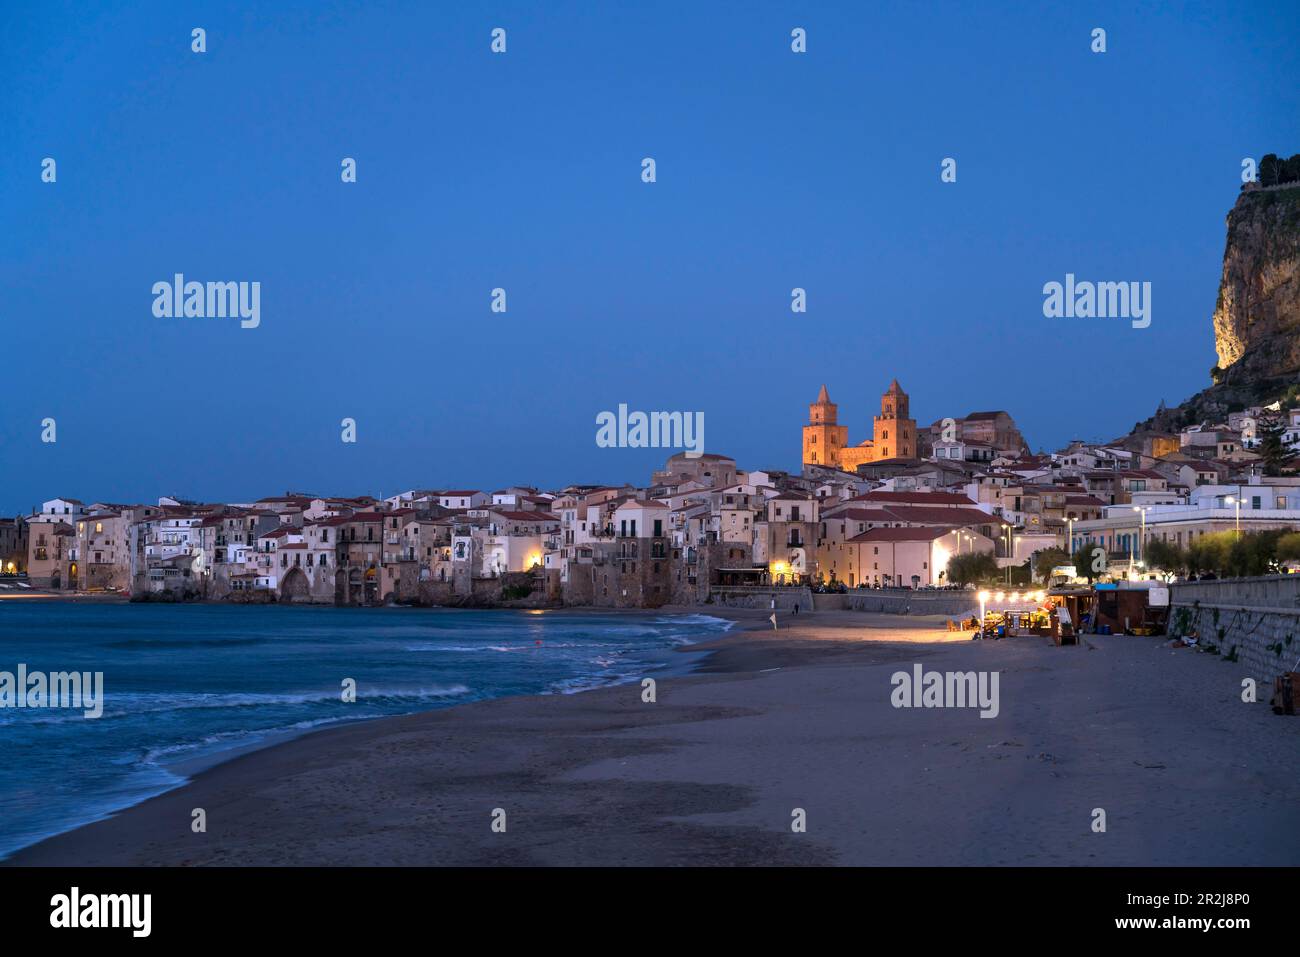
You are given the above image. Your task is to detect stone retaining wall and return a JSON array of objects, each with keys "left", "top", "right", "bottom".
[
  {"left": 708, "top": 587, "right": 813, "bottom": 611},
  {"left": 844, "top": 591, "right": 979, "bottom": 617},
  {"left": 1169, "top": 578, "right": 1300, "bottom": 690}
]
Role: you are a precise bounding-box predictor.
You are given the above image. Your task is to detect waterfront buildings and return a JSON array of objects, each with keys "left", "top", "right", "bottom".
[{"left": 12, "top": 382, "right": 1300, "bottom": 604}]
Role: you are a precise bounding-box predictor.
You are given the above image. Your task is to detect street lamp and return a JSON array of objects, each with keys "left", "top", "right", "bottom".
[
  {"left": 1131, "top": 506, "right": 1147, "bottom": 570},
  {"left": 1225, "top": 495, "right": 1242, "bottom": 539}
]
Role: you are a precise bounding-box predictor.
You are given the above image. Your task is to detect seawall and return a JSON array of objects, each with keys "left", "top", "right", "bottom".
[{"left": 1169, "top": 576, "right": 1300, "bottom": 691}]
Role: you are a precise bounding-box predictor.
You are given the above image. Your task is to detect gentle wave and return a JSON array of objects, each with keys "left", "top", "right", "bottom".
[
  {"left": 0, "top": 685, "right": 472, "bottom": 726},
  {"left": 0, "top": 607, "right": 730, "bottom": 860},
  {"left": 141, "top": 715, "right": 360, "bottom": 765},
  {"left": 102, "top": 637, "right": 272, "bottom": 649}
]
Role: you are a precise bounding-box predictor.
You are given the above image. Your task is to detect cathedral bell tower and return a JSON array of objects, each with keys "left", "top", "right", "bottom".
[
  {"left": 802, "top": 385, "right": 848, "bottom": 467},
  {"left": 872, "top": 379, "right": 917, "bottom": 460}
]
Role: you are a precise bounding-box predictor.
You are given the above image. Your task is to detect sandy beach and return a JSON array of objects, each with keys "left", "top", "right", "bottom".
[{"left": 9, "top": 608, "right": 1299, "bottom": 866}]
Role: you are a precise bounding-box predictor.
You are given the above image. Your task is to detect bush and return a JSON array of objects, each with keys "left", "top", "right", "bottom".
[
  {"left": 945, "top": 551, "right": 999, "bottom": 585},
  {"left": 1031, "top": 547, "right": 1070, "bottom": 582},
  {"left": 1143, "top": 538, "right": 1186, "bottom": 574},
  {"left": 1277, "top": 532, "right": 1300, "bottom": 563},
  {"left": 1187, "top": 529, "right": 1285, "bottom": 577}
]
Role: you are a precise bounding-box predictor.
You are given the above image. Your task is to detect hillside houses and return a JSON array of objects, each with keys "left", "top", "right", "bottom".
[{"left": 14, "top": 383, "right": 1300, "bottom": 604}]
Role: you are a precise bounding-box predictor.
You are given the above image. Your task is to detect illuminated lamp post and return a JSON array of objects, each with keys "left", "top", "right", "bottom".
[{"left": 1225, "top": 495, "right": 1242, "bottom": 539}]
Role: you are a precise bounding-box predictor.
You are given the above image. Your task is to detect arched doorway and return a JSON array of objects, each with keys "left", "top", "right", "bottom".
[{"left": 281, "top": 567, "right": 309, "bottom": 602}]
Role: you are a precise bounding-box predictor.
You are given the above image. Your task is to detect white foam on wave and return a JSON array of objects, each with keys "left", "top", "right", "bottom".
[{"left": 0, "top": 684, "right": 472, "bottom": 725}]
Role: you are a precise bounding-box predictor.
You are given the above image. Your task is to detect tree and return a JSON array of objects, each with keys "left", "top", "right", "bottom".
[
  {"left": 1256, "top": 419, "right": 1289, "bottom": 476},
  {"left": 946, "top": 551, "right": 999, "bottom": 585},
  {"left": 1188, "top": 531, "right": 1233, "bottom": 576},
  {"left": 1143, "top": 538, "right": 1186, "bottom": 575},
  {"left": 1277, "top": 531, "right": 1300, "bottom": 564},
  {"left": 1031, "top": 547, "right": 1070, "bottom": 582},
  {"left": 1072, "top": 543, "right": 1106, "bottom": 583},
  {"left": 1282, "top": 153, "right": 1300, "bottom": 185},
  {"left": 1230, "top": 528, "right": 1285, "bottom": 577},
  {"left": 1260, "top": 153, "right": 1282, "bottom": 187}
]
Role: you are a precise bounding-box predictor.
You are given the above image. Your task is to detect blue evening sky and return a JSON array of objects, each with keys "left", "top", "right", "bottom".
[{"left": 2, "top": 0, "right": 1298, "bottom": 511}]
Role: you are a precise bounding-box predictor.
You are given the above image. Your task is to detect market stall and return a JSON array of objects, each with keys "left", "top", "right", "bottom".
[{"left": 974, "top": 589, "right": 1053, "bottom": 639}]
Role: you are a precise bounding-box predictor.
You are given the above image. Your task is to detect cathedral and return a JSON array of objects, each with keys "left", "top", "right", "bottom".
[{"left": 802, "top": 380, "right": 917, "bottom": 470}]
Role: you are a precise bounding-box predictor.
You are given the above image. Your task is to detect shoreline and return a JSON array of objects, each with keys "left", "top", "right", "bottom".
[
  {"left": 1, "top": 605, "right": 752, "bottom": 862},
  {"left": 9, "top": 608, "right": 1299, "bottom": 866}
]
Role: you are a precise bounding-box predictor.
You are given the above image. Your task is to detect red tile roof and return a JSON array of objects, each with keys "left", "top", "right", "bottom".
[
  {"left": 853, "top": 491, "right": 976, "bottom": 505},
  {"left": 825, "top": 508, "right": 897, "bottom": 523},
  {"left": 848, "top": 526, "right": 960, "bottom": 543},
  {"left": 881, "top": 505, "right": 1007, "bottom": 526}
]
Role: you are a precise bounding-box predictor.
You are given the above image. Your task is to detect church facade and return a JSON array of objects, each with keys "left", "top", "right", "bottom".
[{"left": 801, "top": 380, "right": 917, "bottom": 471}]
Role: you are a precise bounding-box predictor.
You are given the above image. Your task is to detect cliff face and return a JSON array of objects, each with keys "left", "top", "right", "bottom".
[
  {"left": 1127, "top": 182, "right": 1300, "bottom": 437},
  {"left": 1212, "top": 185, "right": 1300, "bottom": 378}
]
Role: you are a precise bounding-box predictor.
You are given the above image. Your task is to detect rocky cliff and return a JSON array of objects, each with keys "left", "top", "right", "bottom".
[
  {"left": 1129, "top": 181, "right": 1300, "bottom": 436},
  {"left": 1212, "top": 183, "right": 1300, "bottom": 377}
]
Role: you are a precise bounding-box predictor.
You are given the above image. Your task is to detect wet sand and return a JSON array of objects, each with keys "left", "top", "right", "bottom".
[{"left": 9, "top": 608, "right": 1299, "bottom": 866}]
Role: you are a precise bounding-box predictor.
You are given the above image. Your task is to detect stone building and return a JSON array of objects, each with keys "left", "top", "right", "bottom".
[
  {"left": 802, "top": 380, "right": 918, "bottom": 471},
  {"left": 0, "top": 516, "right": 27, "bottom": 575},
  {"left": 801, "top": 384, "right": 849, "bottom": 468},
  {"left": 652, "top": 453, "right": 737, "bottom": 489},
  {"left": 72, "top": 511, "right": 133, "bottom": 591},
  {"left": 26, "top": 520, "right": 74, "bottom": 587},
  {"left": 753, "top": 492, "right": 820, "bottom": 584},
  {"left": 926, "top": 410, "right": 1027, "bottom": 458}
]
